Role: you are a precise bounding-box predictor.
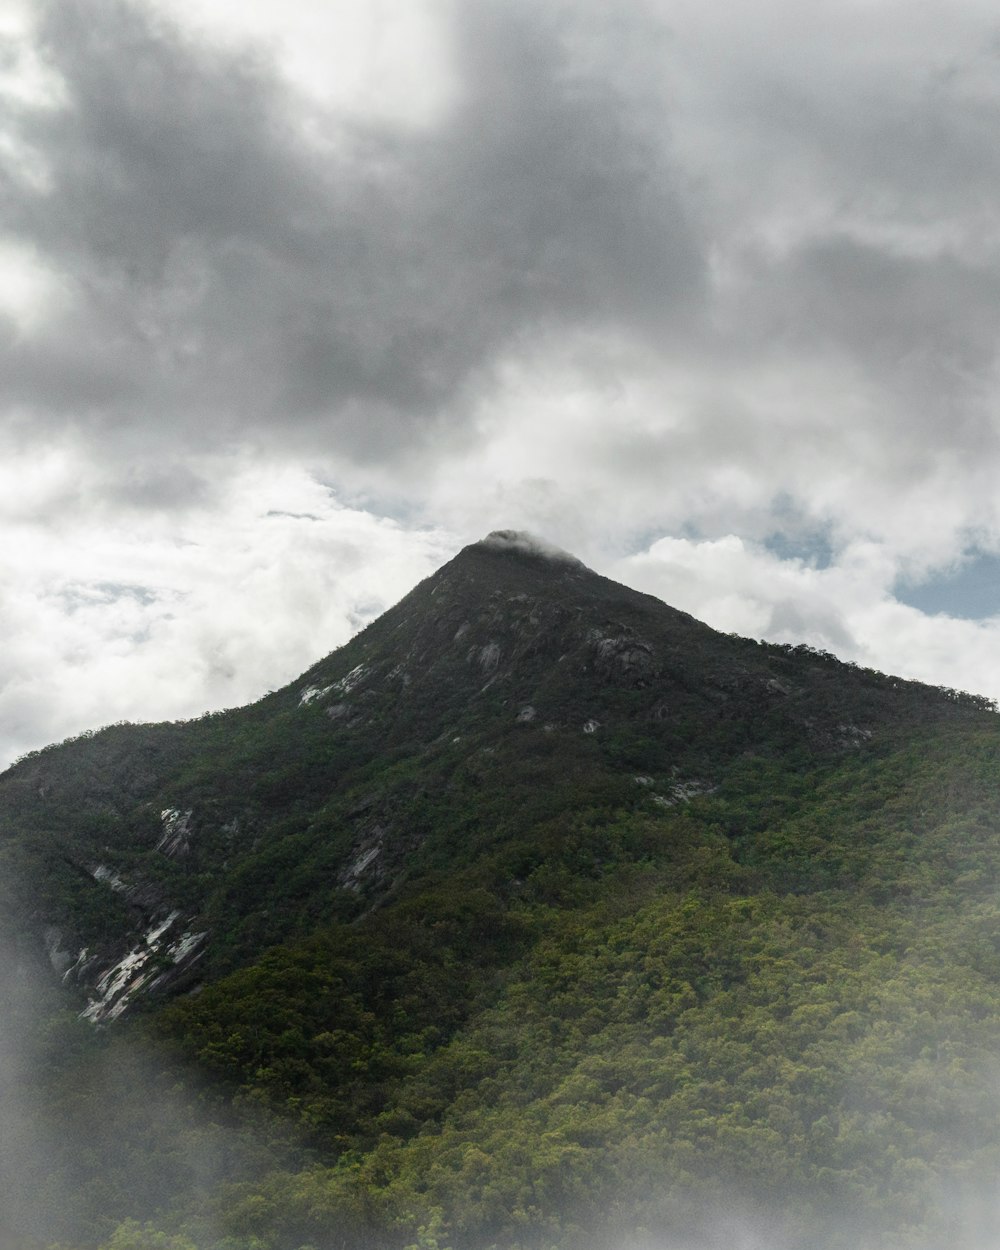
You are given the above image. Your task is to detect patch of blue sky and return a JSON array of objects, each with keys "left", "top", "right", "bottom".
[
  {"left": 59, "top": 583, "right": 160, "bottom": 612},
  {"left": 315, "top": 475, "right": 421, "bottom": 526},
  {"left": 627, "top": 521, "right": 705, "bottom": 553},
  {"left": 92, "top": 582, "right": 160, "bottom": 606},
  {"left": 763, "top": 529, "right": 834, "bottom": 569},
  {"left": 624, "top": 528, "right": 670, "bottom": 556},
  {"left": 895, "top": 550, "right": 1000, "bottom": 620}
]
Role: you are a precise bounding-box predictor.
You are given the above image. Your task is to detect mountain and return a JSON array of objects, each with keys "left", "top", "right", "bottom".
[{"left": 3, "top": 531, "right": 1000, "bottom": 1250}]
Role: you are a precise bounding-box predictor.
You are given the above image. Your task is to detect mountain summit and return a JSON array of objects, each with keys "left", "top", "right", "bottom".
[
  {"left": 474, "top": 528, "right": 585, "bottom": 564},
  {"left": 4, "top": 535, "right": 1000, "bottom": 1250}
]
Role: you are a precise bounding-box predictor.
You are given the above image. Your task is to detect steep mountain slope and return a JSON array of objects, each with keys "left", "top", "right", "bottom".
[
  {"left": 1, "top": 530, "right": 987, "bottom": 1021},
  {"left": 3, "top": 531, "right": 1000, "bottom": 1250}
]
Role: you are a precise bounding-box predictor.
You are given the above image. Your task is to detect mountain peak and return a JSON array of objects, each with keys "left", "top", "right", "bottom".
[
  {"left": 6, "top": 530, "right": 994, "bottom": 1028},
  {"left": 470, "top": 529, "right": 585, "bottom": 567}
]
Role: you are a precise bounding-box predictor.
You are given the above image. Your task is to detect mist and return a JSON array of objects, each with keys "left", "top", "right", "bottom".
[
  {"left": 5, "top": 929, "right": 1000, "bottom": 1250},
  {"left": 0, "top": 923, "right": 301, "bottom": 1248}
]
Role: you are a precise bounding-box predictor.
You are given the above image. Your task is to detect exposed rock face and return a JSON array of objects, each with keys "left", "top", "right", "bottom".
[
  {"left": 591, "top": 632, "right": 658, "bottom": 688},
  {"left": 78, "top": 911, "right": 207, "bottom": 1025},
  {"left": 476, "top": 642, "right": 502, "bottom": 674},
  {"left": 157, "top": 808, "right": 193, "bottom": 857},
  {"left": 338, "top": 828, "right": 385, "bottom": 891},
  {"left": 48, "top": 859, "right": 210, "bottom": 1023}
]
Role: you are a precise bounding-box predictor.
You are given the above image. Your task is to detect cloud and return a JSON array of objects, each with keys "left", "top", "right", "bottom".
[
  {"left": 0, "top": 0, "right": 702, "bottom": 470},
  {"left": 5, "top": 0, "right": 997, "bottom": 550},
  {"left": 0, "top": 460, "right": 454, "bottom": 767},
  {"left": 617, "top": 534, "right": 1000, "bottom": 706},
  {"left": 149, "top": 0, "right": 458, "bottom": 126},
  {"left": 2, "top": 0, "right": 1000, "bottom": 760},
  {"left": 479, "top": 528, "right": 583, "bottom": 564}
]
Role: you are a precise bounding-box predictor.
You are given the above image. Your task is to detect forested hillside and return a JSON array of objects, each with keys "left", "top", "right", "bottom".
[{"left": 3, "top": 533, "right": 1000, "bottom": 1250}]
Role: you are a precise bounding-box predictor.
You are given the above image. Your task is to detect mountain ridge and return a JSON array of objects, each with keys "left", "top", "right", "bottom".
[{"left": 1, "top": 530, "right": 994, "bottom": 1024}]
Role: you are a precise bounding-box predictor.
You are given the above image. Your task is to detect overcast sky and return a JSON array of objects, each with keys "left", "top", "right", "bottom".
[{"left": 3, "top": 0, "right": 1000, "bottom": 765}]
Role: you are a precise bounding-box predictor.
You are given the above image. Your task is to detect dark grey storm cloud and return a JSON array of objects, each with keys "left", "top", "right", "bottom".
[
  {"left": 8, "top": 0, "right": 1000, "bottom": 512},
  {"left": 737, "top": 236, "right": 1000, "bottom": 453},
  {"left": 663, "top": 6, "right": 1000, "bottom": 474},
  {"left": 1, "top": 0, "right": 704, "bottom": 465}
]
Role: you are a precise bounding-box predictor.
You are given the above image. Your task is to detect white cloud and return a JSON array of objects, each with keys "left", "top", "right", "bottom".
[
  {"left": 3, "top": 0, "right": 1000, "bottom": 763},
  {"left": 150, "top": 0, "right": 456, "bottom": 126},
  {"left": 616, "top": 533, "right": 1000, "bottom": 705},
  {"left": 0, "top": 238, "right": 73, "bottom": 333},
  {"left": 0, "top": 459, "right": 455, "bottom": 767}
]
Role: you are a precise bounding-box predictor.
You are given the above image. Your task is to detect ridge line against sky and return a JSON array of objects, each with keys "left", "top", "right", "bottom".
[{"left": 2, "top": 0, "right": 1000, "bottom": 766}]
